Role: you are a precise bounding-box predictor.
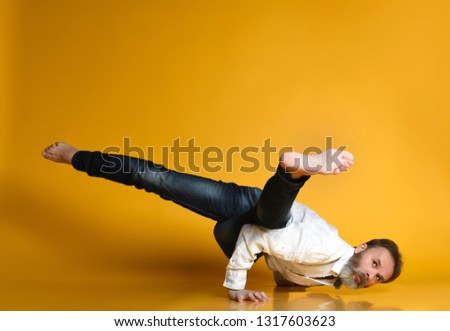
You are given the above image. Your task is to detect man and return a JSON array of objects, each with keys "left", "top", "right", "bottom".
[{"left": 42, "top": 141, "right": 402, "bottom": 302}]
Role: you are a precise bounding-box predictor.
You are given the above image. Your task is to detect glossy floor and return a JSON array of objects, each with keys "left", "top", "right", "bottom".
[{"left": 2, "top": 274, "right": 449, "bottom": 311}]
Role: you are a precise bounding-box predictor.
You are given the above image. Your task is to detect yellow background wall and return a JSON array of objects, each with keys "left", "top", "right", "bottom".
[{"left": 1, "top": 0, "right": 449, "bottom": 303}]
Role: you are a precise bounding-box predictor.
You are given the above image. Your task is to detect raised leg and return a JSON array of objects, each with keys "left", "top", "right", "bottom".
[
  {"left": 251, "top": 148, "right": 354, "bottom": 229},
  {"left": 42, "top": 142, "right": 261, "bottom": 223}
]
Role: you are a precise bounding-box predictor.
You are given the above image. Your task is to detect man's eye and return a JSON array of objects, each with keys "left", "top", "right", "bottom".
[
  {"left": 376, "top": 275, "right": 381, "bottom": 281},
  {"left": 372, "top": 260, "right": 377, "bottom": 267}
]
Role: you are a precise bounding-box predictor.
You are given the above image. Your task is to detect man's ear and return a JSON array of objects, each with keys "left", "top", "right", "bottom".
[{"left": 354, "top": 243, "right": 368, "bottom": 254}]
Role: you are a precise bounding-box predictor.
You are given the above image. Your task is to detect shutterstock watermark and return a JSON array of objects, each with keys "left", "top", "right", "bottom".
[{"left": 100, "top": 137, "right": 348, "bottom": 174}]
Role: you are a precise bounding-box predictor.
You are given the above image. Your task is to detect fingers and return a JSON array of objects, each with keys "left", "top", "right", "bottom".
[
  {"left": 230, "top": 289, "right": 271, "bottom": 303},
  {"left": 236, "top": 293, "right": 246, "bottom": 302},
  {"left": 246, "top": 291, "right": 270, "bottom": 302},
  {"left": 257, "top": 291, "right": 271, "bottom": 301},
  {"left": 248, "top": 293, "right": 258, "bottom": 302}
]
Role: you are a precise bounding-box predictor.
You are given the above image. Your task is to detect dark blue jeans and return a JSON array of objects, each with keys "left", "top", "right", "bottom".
[{"left": 72, "top": 151, "right": 309, "bottom": 258}]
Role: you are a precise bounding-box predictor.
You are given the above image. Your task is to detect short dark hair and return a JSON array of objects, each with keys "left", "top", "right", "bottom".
[{"left": 366, "top": 238, "right": 402, "bottom": 283}]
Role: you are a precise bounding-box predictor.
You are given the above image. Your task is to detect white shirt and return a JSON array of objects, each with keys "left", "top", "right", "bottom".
[{"left": 223, "top": 202, "right": 355, "bottom": 290}]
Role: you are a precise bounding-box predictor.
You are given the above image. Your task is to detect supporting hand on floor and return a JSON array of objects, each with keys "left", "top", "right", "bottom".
[{"left": 228, "top": 289, "right": 271, "bottom": 302}]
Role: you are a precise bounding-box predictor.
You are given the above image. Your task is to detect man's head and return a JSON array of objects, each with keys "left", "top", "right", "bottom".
[{"left": 339, "top": 238, "right": 402, "bottom": 289}]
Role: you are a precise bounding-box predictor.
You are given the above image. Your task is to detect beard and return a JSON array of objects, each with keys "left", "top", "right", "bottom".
[{"left": 339, "top": 253, "right": 368, "bottom": 289}]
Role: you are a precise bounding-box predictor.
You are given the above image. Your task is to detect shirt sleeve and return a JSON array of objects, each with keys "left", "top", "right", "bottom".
[{"left": 223, "top": 224, "right": 269, "bottom": 290}]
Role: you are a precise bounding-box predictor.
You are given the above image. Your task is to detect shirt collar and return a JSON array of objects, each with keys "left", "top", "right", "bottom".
[{"left": 331, "top": 247, "right": 355, "bottom": 276}]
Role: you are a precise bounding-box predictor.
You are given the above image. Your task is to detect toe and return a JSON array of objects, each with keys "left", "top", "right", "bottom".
[{"left": 342, "top": 151, "right": 354, "bottom": 161}]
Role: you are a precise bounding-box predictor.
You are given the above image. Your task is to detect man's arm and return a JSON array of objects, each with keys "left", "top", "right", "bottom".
[{"left": 223, "top": 224, "right": 271, "bottom": 302}]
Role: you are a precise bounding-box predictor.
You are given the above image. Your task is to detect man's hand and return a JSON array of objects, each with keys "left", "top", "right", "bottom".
[{"left": 228, "top": 289, "right": 271, "bottom": 302}]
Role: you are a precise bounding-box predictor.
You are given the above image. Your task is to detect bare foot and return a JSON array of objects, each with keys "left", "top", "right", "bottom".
[
  {"left": 280, "top": 148, "right": 354, "bottom": 178},
  {"left": 41, "top": 142, "right": 79, "bottom": 164}
]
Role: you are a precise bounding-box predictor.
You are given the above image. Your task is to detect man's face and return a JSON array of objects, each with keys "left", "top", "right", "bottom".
[{"left": 340, "top": 246, "right": 395, "bottom": 289}]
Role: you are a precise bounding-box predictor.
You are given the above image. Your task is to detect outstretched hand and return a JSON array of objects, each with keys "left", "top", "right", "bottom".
[{"left": 228, "top": 289, "right": 271, "bottom": 302}]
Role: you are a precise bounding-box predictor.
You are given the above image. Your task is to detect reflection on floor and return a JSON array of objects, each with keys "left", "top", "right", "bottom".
[{"left": 2, "top": 275, "right": 449, "bottom": 311}]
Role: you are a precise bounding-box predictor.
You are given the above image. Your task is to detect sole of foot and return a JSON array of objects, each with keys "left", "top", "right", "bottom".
[{"left": 280, "top": 149, "right": 354, "bottom": 177}]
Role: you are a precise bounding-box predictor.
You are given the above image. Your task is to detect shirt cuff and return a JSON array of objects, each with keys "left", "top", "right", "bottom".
[{"left": 223, "top": 269, "right": 247, "bottom": 290}]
